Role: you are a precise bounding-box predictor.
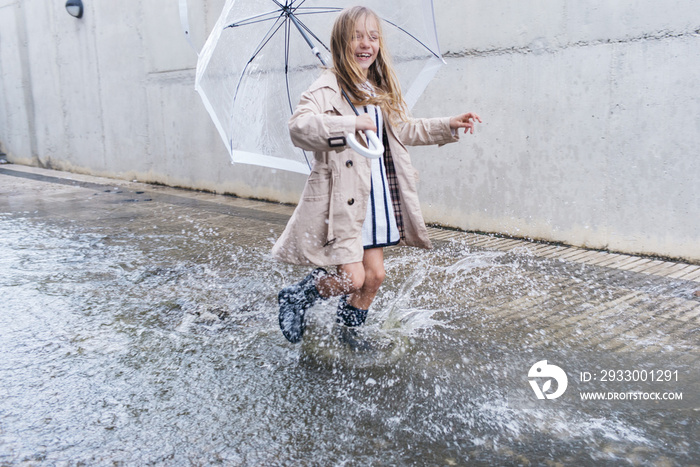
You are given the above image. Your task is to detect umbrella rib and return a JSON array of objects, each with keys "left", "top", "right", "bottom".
[
  {"left": 284, "top": 20, "right": 294, "bottom": 115},
  {"left": 247, "top": 17, "right": 287, "bottom": 70},
  {"left": 225, "top": 9, "right": 283, "bottom": 28},
  {"left": 291, "top": 14, "right": 332, "bottom": 54},
  {"left": 230, "top": 16, "right": 287, "bottom": 126},
  {"left": 292, "top": 7, "right": 343, "bottom": 14},
  {"left": 289, "top": 0, "right": 342, "bottom": 16},
  {"left": 284, "top": 15, "right": 312, "bottom": 171},
  {"left": 227, "top": 16, "right": 282, "bottom": 28},
  {"left": 381, "top": 18, "right": 443, "bottom": 60}
]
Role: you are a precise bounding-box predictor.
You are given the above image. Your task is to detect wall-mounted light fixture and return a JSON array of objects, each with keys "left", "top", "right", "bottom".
[{"left": 65, "top": 0, "right": 84, "bottom": 18}]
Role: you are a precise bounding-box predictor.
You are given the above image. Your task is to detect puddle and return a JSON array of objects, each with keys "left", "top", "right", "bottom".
[{"left": 0, "top": 187, "right": 698, "bottom": 465}]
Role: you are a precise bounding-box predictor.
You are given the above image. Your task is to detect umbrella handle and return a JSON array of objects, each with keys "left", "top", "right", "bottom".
[{"left": 346, "top": 131, "right": 384, "bottom": 159}]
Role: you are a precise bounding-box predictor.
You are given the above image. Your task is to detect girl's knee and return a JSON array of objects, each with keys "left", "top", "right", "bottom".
[
  {"left": 349, "top": 274, "right": 365, "bottom": 293},
  {"left": 364, "top": 265, "right": 385, "bottom": 292},
  {"left": 339, "top": 265, "right": 365, "bottom": 294},
  {"left": 337, "top": 261, "right": 384, "bottom": 295}
]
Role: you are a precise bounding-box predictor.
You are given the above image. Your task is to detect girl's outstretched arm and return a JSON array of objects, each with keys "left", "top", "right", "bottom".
[
  {"left": 449, "top": 113, "right": 482, "bottom": 134},
  {"left": 394, "top": 116, "right": 458, "bottom": 147}
]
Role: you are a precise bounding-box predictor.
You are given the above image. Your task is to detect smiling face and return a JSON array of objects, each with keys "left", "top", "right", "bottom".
[
  {"left": 350, "top": 14, "right": 380, "bottom": 78},
  {"left": 331, "top": 7, "right": 408, "bottom": 122}
]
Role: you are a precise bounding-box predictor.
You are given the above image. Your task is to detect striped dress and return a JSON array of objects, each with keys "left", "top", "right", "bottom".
[{"left": 360, "top": 100, "right": 401, "bottom": 249}]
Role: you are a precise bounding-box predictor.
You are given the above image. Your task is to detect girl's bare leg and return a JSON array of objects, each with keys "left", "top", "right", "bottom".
[
  {"left": 315, "top": 248, "right": 385, "bottom": 310},
  {"left": 315, "top": 261, "right": 364, "bottom": 298},
  {"left": 333, "top": 248, "right": 385, "bottom": 328},
  {"left": 348, "top": 248, "right": 385, "bottom": 310}
]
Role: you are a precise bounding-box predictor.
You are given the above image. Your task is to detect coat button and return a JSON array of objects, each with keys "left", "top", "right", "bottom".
[
  {"left": 345, "top": 160, "right": 353, "bottom": 168},
  {"left": 347, "top": 198, "right": 355, "bottom": 206}
]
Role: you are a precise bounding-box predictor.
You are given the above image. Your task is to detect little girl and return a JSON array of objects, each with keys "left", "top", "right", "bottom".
[{"left": 272, "top": 6, "right": 481, "bottom": 343}]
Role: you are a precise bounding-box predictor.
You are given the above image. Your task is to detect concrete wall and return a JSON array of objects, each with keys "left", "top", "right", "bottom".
[{"left": 1, "top": 1, "right": 699, "bottom": 261}]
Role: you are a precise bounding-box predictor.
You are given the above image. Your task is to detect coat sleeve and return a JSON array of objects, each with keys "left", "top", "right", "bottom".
[
  {"left": 394, "top": 116, "right": 459, "bottom": 147},
  {"left": 288, "top": 89, "right": 357, "bottom": 153}
]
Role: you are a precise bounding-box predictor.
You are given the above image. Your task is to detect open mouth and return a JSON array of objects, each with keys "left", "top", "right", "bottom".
[{"left": 356, "top": 53, "right": 372, "bottom": 59}]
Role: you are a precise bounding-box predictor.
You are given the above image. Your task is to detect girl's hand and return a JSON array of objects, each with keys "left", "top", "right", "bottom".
[
  {"left": 449, "top": 113, "right": 482, "bottom": 134},
  {"left": 355, "top": 114, "right": 377, "bottom": 133}
]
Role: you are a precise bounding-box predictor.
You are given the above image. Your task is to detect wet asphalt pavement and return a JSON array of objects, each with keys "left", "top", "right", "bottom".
[{"left": 1, "top": 164, "right": 699, "bottom": 466}]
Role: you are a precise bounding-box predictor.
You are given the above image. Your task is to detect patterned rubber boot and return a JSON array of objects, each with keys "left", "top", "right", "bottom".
[
  {"left": 335, "top": 295, "right": 372, "bottom": 350},
  {"left": 336, "top": 295, "right": 369, "bottom": 327},
  {"left": 278, "top": 268, "right": 327, "bottom": 343}
]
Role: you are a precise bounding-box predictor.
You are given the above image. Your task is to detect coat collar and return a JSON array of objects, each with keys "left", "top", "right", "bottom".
[
  {"left": 307, "top": 69, "right": 340, "bottom": 93},
  {"left": 308, "top": 69, "right": 353, "bottom": 115}
]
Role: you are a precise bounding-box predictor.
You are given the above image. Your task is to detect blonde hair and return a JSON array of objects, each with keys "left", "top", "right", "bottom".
[{"left": 330, "top": 6, "right": 408, "bottom": 123}]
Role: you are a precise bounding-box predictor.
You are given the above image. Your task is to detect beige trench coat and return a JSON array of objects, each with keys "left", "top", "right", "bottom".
[{"left": 271, "top": 70, "right": 459, "bottom": 266}]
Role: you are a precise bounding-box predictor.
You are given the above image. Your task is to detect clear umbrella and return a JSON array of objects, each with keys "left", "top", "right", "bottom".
[{"left": 195, "top": 0, "right": 444, "bottom": 175}]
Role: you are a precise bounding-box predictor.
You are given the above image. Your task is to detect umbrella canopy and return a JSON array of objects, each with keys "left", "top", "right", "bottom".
[{"left": 195, "top": 0, "right": 444, "bottom": 175}]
